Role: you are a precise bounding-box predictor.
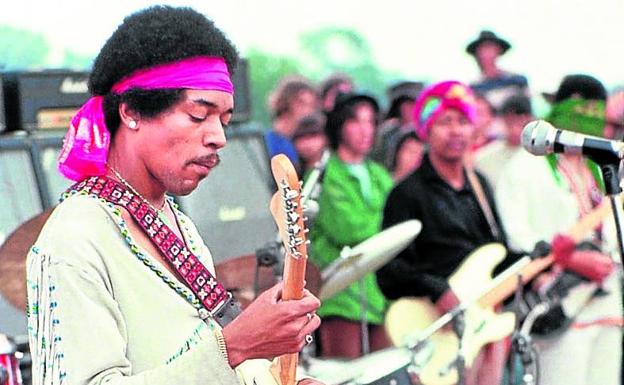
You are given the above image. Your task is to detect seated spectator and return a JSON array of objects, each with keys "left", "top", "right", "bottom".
[
  {"left": 475, "top": 94, "right": 533, "bottom": 188},
  {"left": 292, "top": 112, "right": 327, "bottom": 176},
  {"left": 387, "top": 131, "right": 425, "bottom": 182},
  {"left": 372, "top": 81, "right": 423, "bottom": 169},
  {"left": 265, "top": 75, "right": 320, "bottom": 165},
  {"left": 319, "top": 73, "right": 354, "bottom": 112}
]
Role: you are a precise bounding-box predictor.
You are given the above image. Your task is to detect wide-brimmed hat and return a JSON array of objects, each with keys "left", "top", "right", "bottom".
[{"left": 466, "top": 30, "right": 511, "bottom": 56}]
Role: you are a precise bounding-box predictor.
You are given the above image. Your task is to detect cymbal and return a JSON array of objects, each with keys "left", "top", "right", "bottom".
[
  {"left": 319, "top": 220, "right": 422, "bottom": 301},
  {"left": 0, "top": 209, "right": 53, "bottom": 311}
]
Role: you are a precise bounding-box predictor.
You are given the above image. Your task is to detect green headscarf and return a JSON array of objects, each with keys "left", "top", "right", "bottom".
[
  {"left": 546, "top": 98, "right": 607, "bottom": 191},
  {"left": 547, "top": 98, "right": 606, "bottom": 137}
]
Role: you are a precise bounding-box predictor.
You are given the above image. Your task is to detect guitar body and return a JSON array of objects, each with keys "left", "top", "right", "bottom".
[
  {"left": 385, "top": 244, "right": 516, "bottom": 385},
  {"left": 520, "top": 271, "right": 600, "bottom": 339}
]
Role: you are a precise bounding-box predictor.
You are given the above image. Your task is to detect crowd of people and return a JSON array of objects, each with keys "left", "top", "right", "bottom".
[
  {"left": 20, "top": 5, "right": 624, "bottom": 385},
  {"left": 263, "top": 28, "right": 624, "bottom": 385}
]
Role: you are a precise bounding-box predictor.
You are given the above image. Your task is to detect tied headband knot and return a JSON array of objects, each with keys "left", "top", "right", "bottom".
[{"left": 58, "top": 56, "right": 234, "bottom": 181}]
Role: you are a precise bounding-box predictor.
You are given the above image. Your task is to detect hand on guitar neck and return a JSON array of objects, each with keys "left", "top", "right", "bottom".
[
  {"left": 222, "top": 282, "right": 321, "bottom": 368},
  {"left": 223, "top": 155, "right": 324, "bottom": 385},
  {"left": 551, "top": 234, "right": 614, "bottom": 283}
]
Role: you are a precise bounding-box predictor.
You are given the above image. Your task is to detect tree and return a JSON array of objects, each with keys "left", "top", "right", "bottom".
[
  {"left": 0, "top": 26, "right": 50, "bottom": 70},
  {"left": 246, "top": 48, "right": 300, "bottom": 127}
]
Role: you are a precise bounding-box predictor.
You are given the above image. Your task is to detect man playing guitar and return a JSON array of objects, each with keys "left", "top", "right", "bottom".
[
  {"left": 25, "top": 6, "right": 321, "bottom": 385},
  {"left": 496, "top": 74, "right": 621, "bottom": 385},
  {"left": 378, "top": 81, "right": 520, "bottom": 385}
]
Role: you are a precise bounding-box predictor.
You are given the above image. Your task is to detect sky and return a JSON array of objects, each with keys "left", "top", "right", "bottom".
[{"left": 1, "top": 0, "right": 623, "bottom": 103}]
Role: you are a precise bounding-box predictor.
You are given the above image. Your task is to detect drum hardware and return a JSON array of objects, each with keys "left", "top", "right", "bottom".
[{"left": 507, "top": 274, "right": 548, "bottom": 385}]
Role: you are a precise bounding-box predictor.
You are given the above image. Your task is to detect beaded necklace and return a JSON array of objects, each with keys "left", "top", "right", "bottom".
[
  {"left": 108, "top": 166, "right": 167, "bottom": 213},
  {"left": 65, "top": 176, "right": 240, "bottom": 326}
]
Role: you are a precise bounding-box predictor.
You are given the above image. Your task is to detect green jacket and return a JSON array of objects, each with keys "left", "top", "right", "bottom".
[{"left": 309, "top": 154, "right": 394, "bottom": 324}]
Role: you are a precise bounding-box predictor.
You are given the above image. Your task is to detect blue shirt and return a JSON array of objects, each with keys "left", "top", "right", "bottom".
[{"left": 264, "top": 130, "right": 299, "bottom": 165}]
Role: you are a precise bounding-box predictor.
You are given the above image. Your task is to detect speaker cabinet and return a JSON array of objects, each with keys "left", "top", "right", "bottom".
[{"left": 177, "top": 129, "right": 275, "bottom": 263}]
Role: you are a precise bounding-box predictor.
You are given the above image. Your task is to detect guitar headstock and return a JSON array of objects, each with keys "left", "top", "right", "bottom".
[{"left": 270, "top": 154, "right": 308, "bottom": 261}]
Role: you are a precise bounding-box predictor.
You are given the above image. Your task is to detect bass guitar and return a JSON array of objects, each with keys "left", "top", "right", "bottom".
[{"left": 384, "top": 197, "right": 613, "bottom": 385}]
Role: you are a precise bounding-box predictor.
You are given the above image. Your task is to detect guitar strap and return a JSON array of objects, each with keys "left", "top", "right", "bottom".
[
  {"left": 65, "top": 176, "right": 241, "bottom": 327},
  {"left": 466, "top": 168, "right": 501, "bottom": 240}
]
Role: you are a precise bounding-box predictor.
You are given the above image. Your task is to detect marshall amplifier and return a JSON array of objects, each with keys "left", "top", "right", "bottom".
[
  {"left": 2, "top": 70, "right": 90, "bottom": 132},
  {"left": 231, "top": 58, "right": 251, "bottom": 123}
]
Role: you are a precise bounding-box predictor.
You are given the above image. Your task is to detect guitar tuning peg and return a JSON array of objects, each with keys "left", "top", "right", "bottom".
[
  {"left": 304, "top": 228, "right": 310, "bottom": 234},
  {"left": 305, "top": 240, "right": 311, "bottom": 245}
]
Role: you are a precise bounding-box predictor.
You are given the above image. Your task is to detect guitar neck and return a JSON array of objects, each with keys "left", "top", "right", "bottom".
[
  {"left": 479, "top": 255, "right": 554, "bottom": 307},
  {"left": 480, "top": 196, "right": 611, "bottom": 307},
  {"left": 282, "top": 254, "right": 307, "bottom": 300}
]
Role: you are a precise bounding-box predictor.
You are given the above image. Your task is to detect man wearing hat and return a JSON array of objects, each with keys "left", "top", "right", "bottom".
[
  {"left": 378, "top": 80, "right": 517, "bottom": 385},
  {"left": 467, "top": 30, "right": 529, "bottom": 113},
  {"left": 496, "top": 74, "right": 622, "bottom": 385},
  {"left": 309, "top": 92, "right": 393, "bottom": 358}
]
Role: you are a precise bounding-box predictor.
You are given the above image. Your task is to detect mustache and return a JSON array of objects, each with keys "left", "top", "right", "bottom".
[{"left": 189, "top": 153, "right": 221, "bottom": 168}]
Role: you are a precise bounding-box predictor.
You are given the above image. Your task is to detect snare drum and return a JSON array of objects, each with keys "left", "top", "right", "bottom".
[
  {"left": 355, "top": 348, "right": 420, "bottom": 385},
  {"left": 0, "top": 334, "right": 22, "bottom": 385},
  {"left": 305, "top": 346, "right": 431, "bottom": 385}
]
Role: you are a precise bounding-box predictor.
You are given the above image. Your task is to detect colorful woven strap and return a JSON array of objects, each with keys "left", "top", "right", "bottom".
[{"left": 67, "top": 176, "right": 229, "bottom": 313}]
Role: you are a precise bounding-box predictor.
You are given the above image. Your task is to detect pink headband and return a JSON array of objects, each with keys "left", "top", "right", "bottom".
[
  {"left": 412, "top": 80, "right": 476, "bottom": 141},
  {"left": 58, "top": 56, "right": 234, "bottom": 181}
]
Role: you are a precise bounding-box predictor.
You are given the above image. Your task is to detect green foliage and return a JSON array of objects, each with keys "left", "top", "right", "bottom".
[
  {"left": 246, "top": 26, "right": 402, "bottom": 126},
  {"left": 0, "top": 26, "right": 50, "bottom": 70},
  {"left": 0, "top": 23, "right": 401, "bottom": 126},
  {"left": 61, "top": 50, "right": 94, "bottom": 70},
  {"left": 0, "top": 25, "right": 94, "bottom": 71},
  {"left": 247, "top": 48, "right": 300, "bottom": 127}
]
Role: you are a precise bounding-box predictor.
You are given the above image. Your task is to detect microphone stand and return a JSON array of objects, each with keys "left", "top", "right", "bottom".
[
  {"left": 599, "top": 163, "right": 624, "bottom": 264},
  {"left": 253, "top": 151, "right": 330, "bottom": 296},
  {"left": 300, "top": 149, "right": 330, "bottom": 207},
  {"left": 507, "top": 274, "right": 547, "bottom": 385}
]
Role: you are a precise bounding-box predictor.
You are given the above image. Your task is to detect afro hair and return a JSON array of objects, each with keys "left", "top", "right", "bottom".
[{"left": 90, "top": 5, "right": 239, "bottom": 135}]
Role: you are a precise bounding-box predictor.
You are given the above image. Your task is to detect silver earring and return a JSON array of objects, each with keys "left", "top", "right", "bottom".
[{"left": 128, "top": 120, "right": 137, "bottom": 129}]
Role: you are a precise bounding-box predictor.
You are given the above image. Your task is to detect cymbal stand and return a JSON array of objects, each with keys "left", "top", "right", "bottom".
[
  {"left": 359, "top": 279, "right": 370, "bottom": 355},
  {"left": 507, "top": 274, "right": 547, "bottom": 385}
]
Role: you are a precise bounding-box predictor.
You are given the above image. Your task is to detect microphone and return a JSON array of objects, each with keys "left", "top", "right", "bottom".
[{"left": 521, "top": 120, "right": 624, "bottom": 165}]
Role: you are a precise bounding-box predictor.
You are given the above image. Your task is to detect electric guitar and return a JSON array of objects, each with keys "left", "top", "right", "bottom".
[
  {"left": 227, "top": 154, "right": 310, "bottom": 385},
  {"left": 384, "top": 197, "right": 613, "bottom": 385},
  {"left": 269, "top": 154, "right": 309, "bottom": 385}
]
